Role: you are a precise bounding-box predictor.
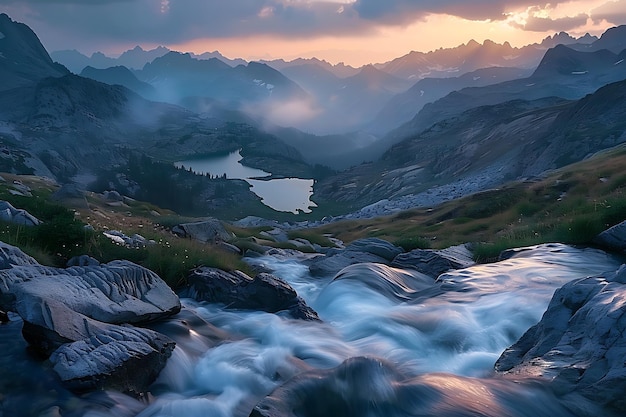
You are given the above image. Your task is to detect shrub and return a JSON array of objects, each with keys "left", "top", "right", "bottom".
[{"left": 393, "top": 236, "right": 431, "bottom": 251}]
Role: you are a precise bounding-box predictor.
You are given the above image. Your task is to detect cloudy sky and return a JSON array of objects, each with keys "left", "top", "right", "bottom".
[{"left": 3, "top": 0, "right": 626, "bottom": 65}]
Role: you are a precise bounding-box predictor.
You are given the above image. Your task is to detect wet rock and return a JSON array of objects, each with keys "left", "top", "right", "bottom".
[
  {"left": 594, "top": 220, "right": 626, "bottom": 253},
  {"left": 0, "top": 234, "right": 178, "bottom": 395},
  {"left": 332, "top": 263, "right": 436, "bottom": 301},
  {"left": 50, "top": 325, "right": 175, "bottom": 394},
  {"left": 346, "top": 238, "right": 403, "bottom": 261},
  {"left": 495, "top": 265, "right": 626, "bottom": 412},
  {"left": 391, "top": 244, "right": 475, "bottom": 278},
  {"left": 250, "top": 356, "right": 575, "bottom": 417},
  {"left": 308, "top": 238, "right": 402, "bottom": 277},
  {"left": 187, "top": 267, "right": 319, "bottom": 320},
  {"left": 172, "top": 218, "right": 233, "bottom": 243}
]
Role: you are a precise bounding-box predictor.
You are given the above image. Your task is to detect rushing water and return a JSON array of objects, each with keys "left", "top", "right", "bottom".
[
  {"left": 175, "top": 150, "right": 317, "bottom": 214},
  {"left": 0, "top": 244, "right": 623, "bottom": 416}
]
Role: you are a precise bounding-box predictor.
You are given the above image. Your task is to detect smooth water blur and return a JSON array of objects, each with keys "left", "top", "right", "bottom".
[
  {"left": 1, "top": 244, "right": 622, "bottom": 416},
  {"left": 175, "top": 150, "right": 316, "bottom": 213}
]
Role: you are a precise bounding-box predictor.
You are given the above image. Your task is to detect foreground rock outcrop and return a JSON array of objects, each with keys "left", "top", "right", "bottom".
[
  {"left": 0, "top": 241, "right": 180, "bottom": 393},
  {"left": 250, "top": 356, "right": 576, "bottom": 417},
  {"left": 495, "top": 264, "right": 626, "bottom": 412},
  {"left": 50, "top": 325, "right": 175, "bottom": 393},
  {"left": 186, "top": 267, "right": 319, "bottom": 320}
]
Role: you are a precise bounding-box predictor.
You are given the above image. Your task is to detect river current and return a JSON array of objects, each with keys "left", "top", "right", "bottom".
[{"left": 0, "top": 244, "right": 623, "bottom": 416}]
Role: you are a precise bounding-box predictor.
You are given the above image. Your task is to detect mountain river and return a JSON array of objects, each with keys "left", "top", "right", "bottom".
[{"left": 0, "top": 244, "right": 623, "bottom": 416}]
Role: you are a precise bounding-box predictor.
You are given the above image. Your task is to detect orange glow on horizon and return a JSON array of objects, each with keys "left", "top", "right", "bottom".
[{"left": 168, "top": 7, "right": 618, "bottom": 67}]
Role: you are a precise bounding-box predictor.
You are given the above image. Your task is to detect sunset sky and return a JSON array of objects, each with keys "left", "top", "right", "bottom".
[{"left": 3, "top": 0, "right": 626, "bottom": 66}]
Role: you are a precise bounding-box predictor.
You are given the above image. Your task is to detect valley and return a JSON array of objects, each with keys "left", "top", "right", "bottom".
[{"left": 1, "top": 7, "right": 626, "bottom": 417}]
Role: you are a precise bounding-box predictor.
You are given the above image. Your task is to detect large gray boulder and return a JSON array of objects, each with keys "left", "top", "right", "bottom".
[
  {"left": 391, "top": 244, "right": 475, "bottom": 278},
  {"left": 8, "top": 260, "right": 181, "bottom": 326},
  {"left": 172, "top": 218, "right": 233, "bottom": 243},
  {"left": 495, "top": 265, "right": 626, "bottom": 412},
  {"left": 50, "top": 324, "right": 175, "bottom": 393},
  {"left": 0, "top": 244, "right": 181, "bottom": 393},
  {"left": 187, "top": 267, "right": 319, "bottom": 321},
  {"left": 594, "top": 220, "right": 626, "bottom": 253},
  {"left": 309, "top": 238, "right": 402, "bottom": 277}
]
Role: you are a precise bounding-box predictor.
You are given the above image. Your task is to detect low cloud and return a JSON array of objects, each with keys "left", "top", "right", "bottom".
[
  {"left": 243, "top": 97, "right": 323, "bottom": 128},
  {"left": 3, "top": 0, "right": 623, "bottom": 53},
  {"left": 592, "top": 0, "right": 626, "bottom": 25},
  {"left": 514, "top": 13, "right": 590, "bottom": 32}
]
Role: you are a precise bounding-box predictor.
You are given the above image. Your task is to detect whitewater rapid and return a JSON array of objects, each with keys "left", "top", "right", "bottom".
[{"left": 1, "top": 244, "right": 622, "bottom": 416}]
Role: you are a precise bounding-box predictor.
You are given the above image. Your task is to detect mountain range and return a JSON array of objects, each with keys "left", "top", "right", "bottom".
[
  {"left": 1, "top": 12, "right": 626, "bottom": 219},
  {"left": 49, "top": 29, "right": 602, "bottom": 137}
]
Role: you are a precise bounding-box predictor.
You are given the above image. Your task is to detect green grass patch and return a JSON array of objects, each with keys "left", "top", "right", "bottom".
[{"left": 393, "top": 236, "right": 431, "bottom": 251}]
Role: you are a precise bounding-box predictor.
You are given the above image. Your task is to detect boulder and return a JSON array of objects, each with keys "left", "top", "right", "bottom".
[
  {"left": 102, "top": 190, "right": 123, "bottom": 202},
  {"left": 102, "top": 230, "right": 154, "bottom": 248},
  {"left": 495, "top": 265, "right": 626, "bottom": 412},
  {"left": 172, "top": 218, "right": 232, "bottom": 243},
  {"left": 594, "top": 220, "right": 626, "bottom": 253},
  {"left": 250, "top": 356, "right": 573, "bottom": 417},
  {"left": 391, "top": 244, "right": 475, "bottom": 278},
  {"left": 187, "top": 267, "right": 319, "bottom": 321},
  {"left": 345, "top": 238, "right": 403, "bottom": 261},
  {"left": 0, "top": 200, "right": 40, "bottom": 226},
  {"left": 66, "top": 254, "right": 100, "bottom": 267},
  {"left": 0, "top": 241, "right": 180, "bottom": 393},
  {"left": 0, "top": 241, "right": 39, "bottom": 270},
  {"left": 10, "top": 260, "right": 181, "bottom": 327},
  {"left": 259, "top": 228, "right": 289, "bottom": 243},
  {"left": 50, "top": 325, "right": 175, "bottom": 394},
  {"left": 308, "top": 238, "right": 403, "bottom": 277}
]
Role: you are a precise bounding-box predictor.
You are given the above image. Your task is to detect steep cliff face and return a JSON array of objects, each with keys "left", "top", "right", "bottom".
[{"left": 0, "top": 13, "right": 68, "bottom": 91}]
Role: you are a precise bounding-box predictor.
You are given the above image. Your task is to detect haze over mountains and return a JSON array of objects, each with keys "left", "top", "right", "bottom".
[
  {"left": 51, "top": 28, "right": 601, "bottom": 139},
  {"left": 1, "top": 12, "right": 626, "bottom": 218}
]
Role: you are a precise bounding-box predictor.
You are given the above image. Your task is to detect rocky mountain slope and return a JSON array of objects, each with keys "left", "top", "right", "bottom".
[
  {"left": 368, "top": 66, "right": 533, "bottom": 135},
  {"left": 0, "top": 13, "right": 68, "bottom": 91},
  {"left": 316, "top": 76, "right": 626, "bottom": 207},
  {"left": 380, "top": 43, "right": 626, "bottom": 151}
]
